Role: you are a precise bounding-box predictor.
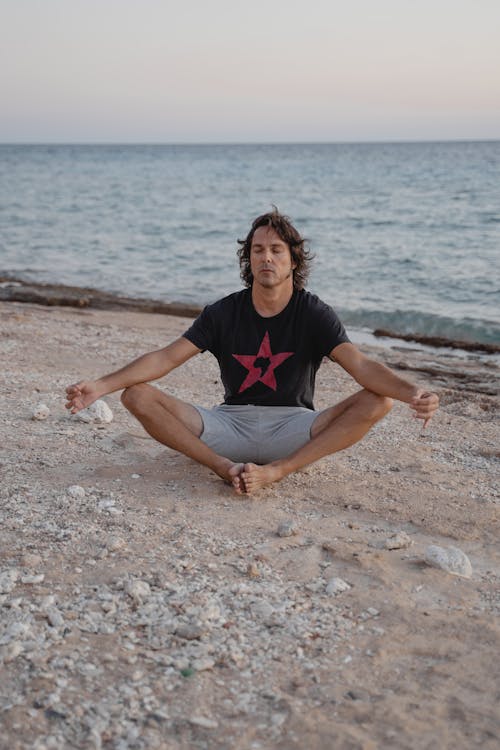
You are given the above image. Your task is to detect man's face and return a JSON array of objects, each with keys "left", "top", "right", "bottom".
[{"left": 249, "top": 226, "right": 296, "bottom": 290}]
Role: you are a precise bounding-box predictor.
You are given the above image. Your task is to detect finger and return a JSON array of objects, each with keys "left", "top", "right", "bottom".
[
  {"left": 414, "top": 406, "right": 436, "bottom": 417},
  {"left": 411, "top": 398, "right": 437, "bottom": 413},
  {"left": 411, "top": 395, "right": 434, "bottom": 408}
]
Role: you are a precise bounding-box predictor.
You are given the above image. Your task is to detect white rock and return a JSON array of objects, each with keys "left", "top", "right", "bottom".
[
  {"left": 189, "top": 716, "right": 218, "bottom": 729},
  {"left": 97, "top": 498, "right": 116, "bottom": 511},
  {"left": 251, "top": 601, "right": 275, "bottom": 620},
  {"left": 424, "top": 545, "right": 472, "bottom": 578},
  {"left": 67, "top": 485, "right": 86, "bottom": 499},
  {"left": 125, "top": 579, "right": 151, "bottom": 603},
  {"left": 46, "top": 609, "right": 65, "bottom": 628},
  {"left": 75, "top": 400, "right": 113, "bottom": 424},
  {"left": 40, "top": 595, "right": 57, "bottom": 610},
  {"left": 1, "top": 621, "right": 31, "bottom": 643},
  {"left": 325, "top": 577, "right": 351, "bottom": 595},
  {"left": 32, "top": 403, "right": 50, "bottom": 420},
  {"left": 192, "top": 658, "right": 215, "bottom": 672},
  {"left": 385, "top": 531, "right": 412, "bottom": 550},
  {"left": 199, "top": 601, "right": 221, "bottom": 622},
  {"left": 21, "top": 574, "right": 45, "bottom": 584},
  {"left": 277, "top": 520, "right": 297, "bottom": 537},
  {"left": 2, "top": 641, "right": 24, "bottom": 662},
  {"left": 106, "top": 536, "right": 126, "bottom": 552},
  {"left": 0, "top": 569, "right": 20, "bottom": 594}
]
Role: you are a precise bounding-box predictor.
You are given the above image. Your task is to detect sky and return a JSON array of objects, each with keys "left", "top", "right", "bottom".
[{"left": 1, "top": 0, "right": 499, "bottom": 143}]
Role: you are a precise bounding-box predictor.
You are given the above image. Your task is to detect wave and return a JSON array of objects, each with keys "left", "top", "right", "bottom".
[{"left": 339, "top": 307, "right": 500, "bottom": 348}]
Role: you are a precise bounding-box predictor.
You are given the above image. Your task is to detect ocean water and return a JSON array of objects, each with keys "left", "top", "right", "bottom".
[{"left": 0, "top": 142, "right": 499, "bottom": 345}]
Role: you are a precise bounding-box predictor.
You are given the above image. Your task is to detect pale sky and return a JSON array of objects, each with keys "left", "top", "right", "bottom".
[{"left": 1, "top": 0, "right": 499, "bottom": 142}]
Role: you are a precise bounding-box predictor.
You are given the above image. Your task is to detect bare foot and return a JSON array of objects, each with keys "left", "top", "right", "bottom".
[
  {"left": 227, "top": 463, "right": 246, "bottom": 494},
  {"left": 212, "top": 458, "right": 246, "bottom": 493},
  {"left": 240, "top": 462, "right": 287, "bottom": 493}
]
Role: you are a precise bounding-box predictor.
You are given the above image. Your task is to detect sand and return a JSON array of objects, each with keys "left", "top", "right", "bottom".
[{"left": 1, "top": 300, "right": 499, "bottom": 750}]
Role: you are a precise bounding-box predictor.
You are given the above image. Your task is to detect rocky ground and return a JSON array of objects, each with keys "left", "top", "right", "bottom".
[{"left": 0, "top": 301, "right": 499, "bottom": 750}]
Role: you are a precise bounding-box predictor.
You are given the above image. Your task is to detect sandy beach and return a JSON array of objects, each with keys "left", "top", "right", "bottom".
[{"left": 1, "top": 300, "right": 499, "bottom": 750}]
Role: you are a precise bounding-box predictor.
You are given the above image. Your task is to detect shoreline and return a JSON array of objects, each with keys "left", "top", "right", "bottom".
[{"left": 1, "top": 274, "right": 499, "bottom": 355}]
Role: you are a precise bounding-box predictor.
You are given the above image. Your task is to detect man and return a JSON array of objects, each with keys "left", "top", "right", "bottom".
[{"left": 66, "top": 209, "right": 439, "bottom": 494}]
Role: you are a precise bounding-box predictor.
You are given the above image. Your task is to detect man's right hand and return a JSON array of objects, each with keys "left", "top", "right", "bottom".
[{"left": 65, "top": 381, "right": 102, "bottom": 414}]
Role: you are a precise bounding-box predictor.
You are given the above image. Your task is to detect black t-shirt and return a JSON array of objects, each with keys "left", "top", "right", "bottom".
[{"left": 183, "top": 288, "right": 350, "bottom": 409}]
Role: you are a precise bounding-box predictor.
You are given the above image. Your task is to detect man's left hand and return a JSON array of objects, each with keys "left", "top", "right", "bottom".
[{"left": 410, "top": 389, "right": 439, "bottom": 429}]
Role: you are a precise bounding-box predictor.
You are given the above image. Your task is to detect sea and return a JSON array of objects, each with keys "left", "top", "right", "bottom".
[{"left": 0, "top": 141, "right": 499, "bottom": 346}]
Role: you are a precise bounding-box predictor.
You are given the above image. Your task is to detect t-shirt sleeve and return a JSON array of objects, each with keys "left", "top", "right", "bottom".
[
  {"left": 310, "top": 298, "right": 350, "bottom": 358},
  {"left": 182, "top": 305, "right": 216, "bottom": 353}
]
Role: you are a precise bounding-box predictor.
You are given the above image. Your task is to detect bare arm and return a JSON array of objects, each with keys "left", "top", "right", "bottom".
[
  {"left": 331, "top": 342, "right": 439, "bottom": 427},
  {"left": 65, "top": 336, "right": 201, "bottom": 413}
]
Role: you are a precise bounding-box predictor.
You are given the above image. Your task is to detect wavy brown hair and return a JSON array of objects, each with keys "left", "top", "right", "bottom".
[{"left": 237, "top": 208, "right": 313, "bottom": 290}]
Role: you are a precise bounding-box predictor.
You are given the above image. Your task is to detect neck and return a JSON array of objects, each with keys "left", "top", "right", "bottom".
[{"left": 251, "top": 282, "right": 294, "bottom": 318}]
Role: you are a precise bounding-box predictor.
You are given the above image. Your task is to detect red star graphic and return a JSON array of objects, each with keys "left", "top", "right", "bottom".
[{"left": 232, "top": 331, "right": 294, "bottom": 393}]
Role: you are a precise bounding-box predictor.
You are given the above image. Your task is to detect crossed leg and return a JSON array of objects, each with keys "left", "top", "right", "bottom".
[
  {"left": 237, "top": 389, "right": 393, "bottom": 493},
  {"left": 120, "top": 384, "right": 245, "bottom": 485},
  {"left": 121, "top": 384, "right": 392, "bottom": 495}
]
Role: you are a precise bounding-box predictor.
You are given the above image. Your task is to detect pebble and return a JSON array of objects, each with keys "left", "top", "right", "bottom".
[
  {"left": 21, "top": 573, "right": 45, "bottom": 584},
  {"left": 46, "top": 609, "right": 65, "bottom": 628},
  {"left": 0, "top": 569, "right": 20, "bottom": 594},
  {"left": 106, "top": 536, "right": 126, "bottom": 552},
  {"left": 3, "top": 641, "right": 24, "bottom": 662},
  {"left": 189, "top": 716, "right": 218, "bottom": 729},
  {"left": 192, "top": 657, "right": 215, "bottom": 671},
  {"left": 175, "top": 623, "right": 206, "bottom": 640},
  {"left": 97, "top": 498, "right": 116, "bottom": 511},
  {"left": 385, "top": 531, "right": 412, "bottom": 550},
  {"left": 325, "top": 577, "right": 351, "bottom": 595},
  {"left": 67, "top": 485, "right": 86, "bottom": 499},
  {"left": 247, "top": 562, "right": 260, "bottom": 578},
  {"left": 32, "top": 403, "right": 50, "bottom": 420},
  {"left": 251, "top": 601, "right": 275, "bottom": 621},
  {"left": 75, "top": 400, "right": 113, "bottom": 424},
  {"left": 277, "top": 520, "right": 297, "bottom": 537},
  {"left": 424, "top": 545, "right": 473, "bottom": 578},
  {"left": 124, "top": 579, "right": 151, "bottom": 603}
]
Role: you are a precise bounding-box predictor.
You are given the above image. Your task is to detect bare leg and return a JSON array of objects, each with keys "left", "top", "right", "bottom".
[
  {"left": 240, "top": 389, "right": 393, "bottom": 493},
  {"left": 121, "top": 384, "right": 245, "bottom": 490}
]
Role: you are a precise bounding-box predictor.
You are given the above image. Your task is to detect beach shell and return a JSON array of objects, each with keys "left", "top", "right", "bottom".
[
  {"left": 32, "top": 403, "right": 50, "bottom": 420},
  {"left": 75, "top": 399, "right": 113, "bottom": 424},
  {"left": 424, "top": 545, "right": 472, "bottom": 578}
]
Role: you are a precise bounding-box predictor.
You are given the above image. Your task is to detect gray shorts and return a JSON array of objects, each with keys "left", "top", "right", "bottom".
[{"left": 194, "top": 403, "right": 319, "bottom": 464}]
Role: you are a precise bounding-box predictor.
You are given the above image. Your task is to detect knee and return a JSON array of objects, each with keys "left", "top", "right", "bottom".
[
  {"left": 371, "top": 394, "right": 393, "bottom": 420},
  {"left": 362, "top": 391, "right": 393, "bottom": 421},
  {"left": 121, "top": 383, "right": 149, "bottom": 413}
]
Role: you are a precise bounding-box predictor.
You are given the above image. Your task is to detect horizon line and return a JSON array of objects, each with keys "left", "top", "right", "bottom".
[{"left": 1, "top": 137, "right": 499, "bottom": 147}]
